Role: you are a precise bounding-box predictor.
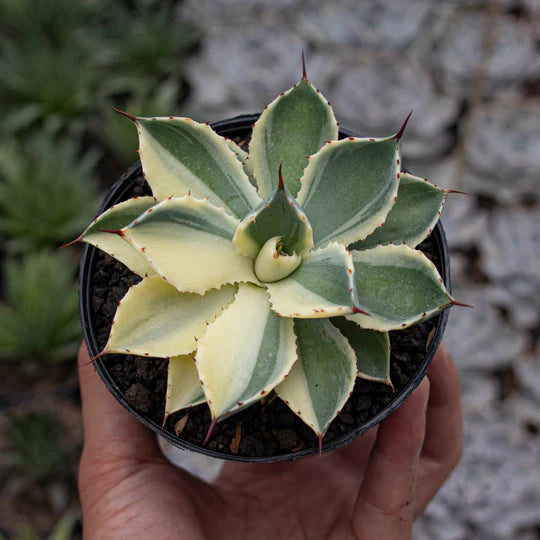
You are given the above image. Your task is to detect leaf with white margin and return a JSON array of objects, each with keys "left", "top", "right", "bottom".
[
  {"left": 265, "top": 242, "right": 357, "bottom": 318},
  {"left": 195, "top": 283, "right": 297, "bottom": 421},
  {"left": 347, "top": 244, "right": 452, "bottom": 331},
  {"left": 249, "top": 78, "right": 338, "bottom": 198},
  {"left": 331, "top": 318, "right": 392, "bottom": 387},
  {"left": 81, "top": 197, "right": 156, "bottom": 277},
  {"left": 165, "top": 354, "right": 206, "bottom": 419},
  {"left": 225, "top": 138, "right": 254, "bottom": 181},
  {"left": 296, "top": 137, "right": 400, "bottom": 248},
  {"left": 102, "top": 275, "right": 236, "bottom": 357},
  {"left": 233, "top": 178, "right": 313, "bottom": 259},
  {"left": 275, "top": 318, "right": 356, "bottom": 440},
  {"left": 119, "top": 196, "right": 257, "bottom": 294},
  {"left": 136, "top": 116, "right": 260, "bottom": 218},
  {"left": 351, "top": 173, "right": 446, "bottom": 251}
]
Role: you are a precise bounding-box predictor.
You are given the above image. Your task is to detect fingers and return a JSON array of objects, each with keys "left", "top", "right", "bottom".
[
  {"left": 414, "top": 342, "right": 463, "bottom": 516},
  {"left": 353, "top": 378, "right": 430, "bottom": 539},
  {"left": 78, "top": 342, "right": 162, "bottom": 463}
]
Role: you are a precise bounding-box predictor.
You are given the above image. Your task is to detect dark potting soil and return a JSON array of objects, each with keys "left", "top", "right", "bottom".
[{"left": 90, "top": 173, "right": 440, "bottom": 458}]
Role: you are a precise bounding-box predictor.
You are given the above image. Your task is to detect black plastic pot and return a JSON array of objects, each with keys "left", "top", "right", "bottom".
[{"left": 80, "top": 114, "right": 450, "bottom": 463}]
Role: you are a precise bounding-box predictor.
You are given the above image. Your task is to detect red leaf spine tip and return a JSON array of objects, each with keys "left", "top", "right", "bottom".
[
  {"left": 86, "top": 349, "right": 106, "bottom": 366},
  {"left": 395, "top": 110, "right": 413, "bottom": 140},
  {"left": 318, "top": 434, "right": 323, "bottom": 456},
  {"left": 278, "top": 163, "right": 285, "bottom": 190},
  {"left": 352, "top": 306, "right": 370, "bottom": 316},
  {"left": 450, "top": 299, "right": 474, "bottom": 308},
  {"left": 387, "top": 380, "right": 396, "bottom": 393},
  {"left": 98, "top": 228, "right": 124, "bottom": 236},
  {"left": 59, "top": 235, "right": 82, "bottom": 249},
  {"left": 203, "top": 418, "right": 218, "bottom": 446},
  {"left": 161, "top": 413, "right": 169, "bottom": 430},
  {"left": 111, "top": 106, "right": 138, "bottom": 124},
  {"left": 444, "top": 189, "right": 470, "bottom": 196},
  {"left": 302, "top": 50, "right": 308, "bottom": 80}
]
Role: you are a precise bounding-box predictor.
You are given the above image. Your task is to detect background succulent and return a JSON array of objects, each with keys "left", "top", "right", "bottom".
[
  {"left": 0, "top": 251, "right": 81, "bottom": 372},
  {"left": 77, "top": 60, "right": 463, "bottom": 447}
]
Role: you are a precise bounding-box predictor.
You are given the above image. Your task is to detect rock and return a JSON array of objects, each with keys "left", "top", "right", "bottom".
[
  {"left": 463, "top": 100, "right": 540, "bottom": 203},
  {"left": 445, "top": 285, "right": 527, "bottom": 371},
  {"left": 297, "top": 0, "right": 431, "bottom": 50},
  {"left": 331, "top": 59, "right": 459, "bottom": 159},
  {"left": 440, "top": 194, "right": 489, "bottom": 250},
  {"left": 184, "top": 24, "right": 305, "bottom": 119},
  {"left": 480, "top": 208, "right": 540, "bottom": 328},
  {"left": 415, "top": 409, "right": 540, "bottom": 539},
  {"left": 429, "top": 11, "right": 539, "bottom": 98}
]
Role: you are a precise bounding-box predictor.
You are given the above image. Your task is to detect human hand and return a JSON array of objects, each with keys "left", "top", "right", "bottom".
[{"left": 78, "top": 341, "right": 462, "bottom": 540}]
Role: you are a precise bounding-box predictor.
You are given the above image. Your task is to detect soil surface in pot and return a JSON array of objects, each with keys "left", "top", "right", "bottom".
[{"left": 90, "top": 174, "right": 440, "bottom": 458}]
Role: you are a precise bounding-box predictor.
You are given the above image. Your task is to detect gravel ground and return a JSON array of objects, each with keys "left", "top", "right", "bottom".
[{"left": 160, "top": 1, "right": 540, "bottom": 538}]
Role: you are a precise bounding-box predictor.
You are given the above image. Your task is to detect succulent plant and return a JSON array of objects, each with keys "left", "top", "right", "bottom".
[{"left": 72, "top": 57, "right": 467, "bottom": 448}]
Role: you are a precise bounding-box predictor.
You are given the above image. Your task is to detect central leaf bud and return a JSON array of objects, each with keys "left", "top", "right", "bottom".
[{"left": 254, "top": 236, "right": 302, "bottom": 283}]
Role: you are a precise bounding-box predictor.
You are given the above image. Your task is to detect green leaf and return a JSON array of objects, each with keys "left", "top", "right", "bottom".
[
  {"left": 225, "top": 138, "right": 254, "bottom": 180},
  {"left": 136, "top": 116, "right": 260, "bottom": 218},
  {"left": 195, "top": 283, "right": 297, "bottom": 420},
  {"left": 249, "top": 78, "right": 338, "bottom": 198},
  {"left": 351, "top": 173, "right": 446, "bottom": 250},
  {"left": 232, "top": 178, "right": 313, "bottom": 259},
  {"left": 82, "top": 196, "right": 157, "bottom": 277},
  {"left": 103, "top": 276, "right": 236, "bottom": 358},
  {"left": 275, "top": 318, "right": 356, "bottom": 438},
  {"left": 118, "top": 195, "right": 257, "bottom": 294},
  {"left": 265, "top": 242, "right": 357, "bottom": 317},
  {"left": 347, "top": 244, "right": 452, "bottom": 331},
  {"left": 296, "top": 137, "right": 400, "bottom": 248},
  {"left": 331, "top": 318, "right": 392, "bottom": 387},
  {"left": 165, "top": 354, "right": 206, "bottom": 418}
]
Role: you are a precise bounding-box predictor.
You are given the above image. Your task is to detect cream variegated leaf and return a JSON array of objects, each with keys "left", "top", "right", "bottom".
[
  {"left": 275, "top": 318, "right": 356, "bottom": 439},
  {"left": 296, "top": 137, "right": 400, "bottom": 248},
  {"left": 195, "top": 283, "right": 297, "bottom": 421},
  {"left": 165, "top": 354, "right": 206, "bottom": 418},
  {"left": 81, "top": 197, "right": 157, "bottom": 277},
  {"left": 265, "top": 242, "right": 357, "bottom": 318},
  {"left": 347, "top": 244, "right": 452, "bottom": 331},
  {"left": 102, "top": 276, "right": 236, "bottom": 357},
  {"left": 249, "top": 78, "right": 338, "bottom": 198},
  {"left": 225, "top": 138, "right": 254, "bottom": 181},
  {"left": 136, "top": 116, "right": 260, "bottom": 218},
  {"left": 117, "top": 196, "right": 258, "bottom": 294},
  {"left": 351, "top": 173, "right": 446, "bottom": 250}
]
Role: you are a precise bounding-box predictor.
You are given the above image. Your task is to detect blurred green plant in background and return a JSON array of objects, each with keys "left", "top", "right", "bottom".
[
  {"left": 0, "top": 511, "right": 78, "bottom": 540},
  {"left": 0, "top": 135, "right": 101, "bottom": 252},
  {"left": 0, "top": 251, "right": 80, "bottom": 372},
  {"left": 4, "top": 410, "right": 69, "bottom": 483},
  {"left": 0, "top": 0, "right": 201, "bottom": 531}
]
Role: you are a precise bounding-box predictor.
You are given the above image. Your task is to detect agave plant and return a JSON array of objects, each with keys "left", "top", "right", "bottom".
[{"left": 72, "top": 58, "right": 466, "bottom": 448}]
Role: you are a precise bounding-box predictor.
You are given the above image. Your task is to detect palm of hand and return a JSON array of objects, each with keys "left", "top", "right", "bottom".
[{"left": 78, "top": 343, "right": 461, "bottom": 540}]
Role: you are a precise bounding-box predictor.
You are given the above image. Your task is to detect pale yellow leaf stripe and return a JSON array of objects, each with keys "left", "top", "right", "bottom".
[
  {"left": 275, "top": 318, "right": 357, "bottom": 437},
  {"left": 137, "top": 117, "right": 260, "bottom": 218},
  {"left": 165, "top": 354, "right": 206, "bottom": 417},
  {"left": 119, "top": 196, "right": 258, "bottom": 294},
  {"left": 82, "top": 197, "right": 157, "bottom": 278},
  {"left": 265, "top": 243, "right": 357, "bottom": 318},
  {"left": 104, "top": 276, "right": 236, "bottom": 357},
  {"left": 196, "top": 284, "right": 297, "bottom": 420}
]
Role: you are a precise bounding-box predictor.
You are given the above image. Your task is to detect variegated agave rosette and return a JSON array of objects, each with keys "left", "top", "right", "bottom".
[{"left": 73, "top": 60, "right": 465, "bottom": 448}]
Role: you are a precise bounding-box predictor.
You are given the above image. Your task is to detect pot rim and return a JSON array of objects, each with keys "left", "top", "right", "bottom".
[{"left": 79, "top": 114, "right": 451, "bottom": 463}]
